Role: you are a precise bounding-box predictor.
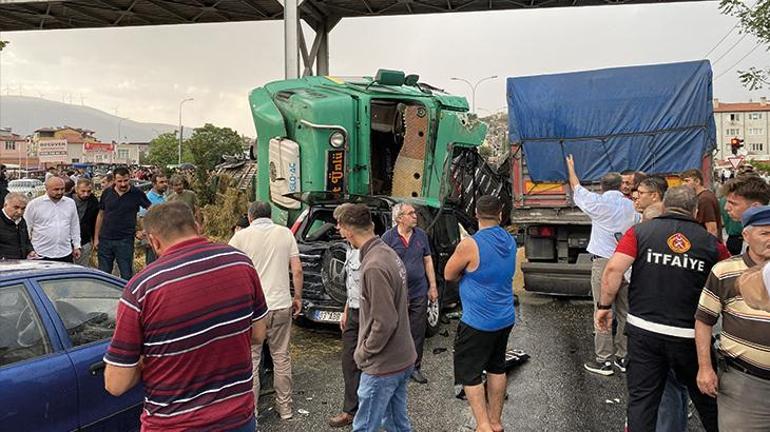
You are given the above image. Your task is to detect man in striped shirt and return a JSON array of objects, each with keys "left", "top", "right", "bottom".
[
  {"left": 695, "top": 205, "right": 770, "bottom": 431},
  {"left": 104, "top": 201, "right": 268, "bottom": 432}
]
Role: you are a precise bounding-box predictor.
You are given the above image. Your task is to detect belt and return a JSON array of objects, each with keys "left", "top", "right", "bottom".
[{"left": 725, "top": 357, "right": 770, "bottom": 381}]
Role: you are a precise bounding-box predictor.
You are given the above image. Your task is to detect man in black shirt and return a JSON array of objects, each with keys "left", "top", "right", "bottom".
[
  {"left": 94, "top": 166, "right": 150, "bottom": 279},
  {"left": 0, "top": 193, "right": 34, "bottom": 260},
  {"left": 71, "top": 178, "right": 100, "bottom": 266}
]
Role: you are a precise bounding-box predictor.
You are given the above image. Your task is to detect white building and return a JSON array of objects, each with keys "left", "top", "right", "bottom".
[{"left": 714, "top": 98, "right": 770, "bottom": 161}]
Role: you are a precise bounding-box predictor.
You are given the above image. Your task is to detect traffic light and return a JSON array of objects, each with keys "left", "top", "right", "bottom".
[{"left": 730, "top": 137, "right": 744, "bottom": 155}]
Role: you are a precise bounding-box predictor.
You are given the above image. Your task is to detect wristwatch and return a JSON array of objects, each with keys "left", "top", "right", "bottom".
[{"left": 596, "top": 302, "right": 612, "bottom": 310}]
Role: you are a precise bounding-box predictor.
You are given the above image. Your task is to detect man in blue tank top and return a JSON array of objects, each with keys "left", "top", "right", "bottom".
[{"left": 445, "top": 195, "right": 516, "bottom": 432}]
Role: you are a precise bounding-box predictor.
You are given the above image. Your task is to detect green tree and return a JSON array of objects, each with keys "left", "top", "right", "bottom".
[
  {"left": 187, "top": 123, "right": 244, "bottom": 172},
  {"left": 146, "top": 132, "right": 191, "bottom": 167},
  {"left": 720, "top": 0, "right": 770, "bottom": 89},
  {"left": 0, "top": 41, "right": 8, "bottom": 51}
]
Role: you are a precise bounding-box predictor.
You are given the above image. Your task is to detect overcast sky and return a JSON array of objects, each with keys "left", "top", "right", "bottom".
[{"left": 0, "top": 2, "right": 768, "bottom": 137}]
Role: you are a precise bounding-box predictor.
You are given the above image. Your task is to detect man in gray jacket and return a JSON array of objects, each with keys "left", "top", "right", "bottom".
[{"left": 337, "top": 203, "right": 417, "bottom": 432}]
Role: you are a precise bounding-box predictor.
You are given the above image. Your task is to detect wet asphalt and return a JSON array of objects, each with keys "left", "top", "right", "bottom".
[{"left": 257, "top": 292, "right": 707, "bottom": 432}]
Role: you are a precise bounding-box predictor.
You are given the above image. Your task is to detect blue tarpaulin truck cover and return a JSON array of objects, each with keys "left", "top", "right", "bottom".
[{"left": 507, "top": 61, "right": 716, "bottom": 182}]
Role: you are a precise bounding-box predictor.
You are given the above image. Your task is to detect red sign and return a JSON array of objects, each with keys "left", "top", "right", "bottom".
[{"left": 83, "top": 142, "right": 115, "bottom": 153}]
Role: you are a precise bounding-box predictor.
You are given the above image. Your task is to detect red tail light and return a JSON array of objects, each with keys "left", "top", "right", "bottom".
[{"left": 528, "top": 226, "right": 555, "bottom": 237}]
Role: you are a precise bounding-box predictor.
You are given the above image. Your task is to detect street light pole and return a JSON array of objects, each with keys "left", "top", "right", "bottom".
[
  {"left": 178, "top": 98, "right": 194, "bottom": 164},
  {"left": 450, "top": 75, "right": 498, "bottom": 113}
]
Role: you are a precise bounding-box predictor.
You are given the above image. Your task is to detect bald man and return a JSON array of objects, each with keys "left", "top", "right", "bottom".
[{"left": 24, "top": 176, "right": 81, "bottom": 262}]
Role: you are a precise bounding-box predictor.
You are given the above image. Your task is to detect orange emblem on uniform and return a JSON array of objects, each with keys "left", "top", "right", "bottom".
[{"left": 667, "top": 233, "right": 691, "bottom": 254}]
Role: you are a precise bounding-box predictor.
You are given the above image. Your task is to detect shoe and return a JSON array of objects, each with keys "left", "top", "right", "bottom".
[
  {"left": 411, "top": 369, "right": 428, "bottom": 384},
  {"left": 328, "top": 412, "right": 354, "bottom": 428},
  {"left": 614, "top": 357, "right": 627, "bottom": 373},
  {"left": 277, "top": 407, "right": 293, "bottom": 420},
  {"left": 584, "top": 359, "right": 614, "bottom": 376}
]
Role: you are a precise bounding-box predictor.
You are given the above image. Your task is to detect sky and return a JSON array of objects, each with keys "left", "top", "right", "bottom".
[{"left": 0, "top": 1, "right": 768, "bottom": 137}]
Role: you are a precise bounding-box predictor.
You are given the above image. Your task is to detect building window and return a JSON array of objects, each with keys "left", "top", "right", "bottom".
[
  {"left": 5, "top": 141, "right": 15, "bottom": 151},
  {"left": 749, "top": 128, "right": 765, "bottom": 135},
  {"left": 730, "top": 113, "right": 740, "bottom": 121},
  {"left": 750, "top": 143, "right": 764, "bottom": 152},
  {"left": 117, "top": 149, "right": 130, "bottom": 159},
  {"left": 726, "top": 128, "right": 741, "bottom": 136},
  {"left": 749, "top": 113, "right": 763, "bottom": 120}
]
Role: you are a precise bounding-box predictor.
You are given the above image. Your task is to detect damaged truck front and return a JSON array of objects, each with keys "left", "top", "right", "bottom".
[
  {"left": 507, "top": 61, "right": 717, "bottom": 296},
  {"left": 247, "top": 70, "right": 492, "bottom": 325}
]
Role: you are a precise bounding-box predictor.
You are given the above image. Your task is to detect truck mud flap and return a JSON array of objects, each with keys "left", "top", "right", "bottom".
[
  {"left": 521, "top": 261, "right": 591, "bottom": 297},
  {"left": 446, "top": 149, "right": 512, "bottom": 225}
]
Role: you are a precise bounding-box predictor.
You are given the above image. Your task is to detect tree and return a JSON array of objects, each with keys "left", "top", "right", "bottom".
[
  {"left": 187, "top": 123, "right": 244, "bottom": 172},
  {"left": 0, "top": 41, "right": 8, "bottom": 51},
  {"left": 720, "top": 0, "right": 770, "bottom": 89},
  {"left": 145, "top": 132, "right": 191, "bottom": 168}
]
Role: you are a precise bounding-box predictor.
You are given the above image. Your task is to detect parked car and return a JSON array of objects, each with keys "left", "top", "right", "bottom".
[
  {"left": 7, "top": 178, "right": 45, "bottom": 199},
  {"left": 287, "top": 192, "right": 474, "bottom": 336},
  {"left": 0, "top": 260, "right": 142, "bottom": 431}
]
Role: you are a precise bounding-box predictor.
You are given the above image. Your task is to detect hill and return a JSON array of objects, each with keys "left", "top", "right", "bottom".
[{"left": 0, "top": 95, "right": 189, "bottom": 142}]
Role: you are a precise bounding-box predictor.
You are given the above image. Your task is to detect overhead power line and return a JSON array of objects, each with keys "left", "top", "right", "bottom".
[
  {"left": 704, "top": 21, "right": 741, "bottom": 58},
  {"left": 711, "top": 33, "right": 749, "bottom": 66},
  {"left": 714, "top": 44, "right": 763, "bottom": 81}
]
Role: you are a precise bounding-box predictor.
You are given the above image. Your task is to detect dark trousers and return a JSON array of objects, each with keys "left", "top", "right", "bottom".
[
  {"left": 145, "top": 244, "right": 158, "bottom": 265},
  {"left": 342, "top": 308, "right": 361, "bottom": 415},
  {"left": 626, "top": 327, "right": 718, "bottom": 432},
  {"left": 41, "top": 254, "right": 73, "bottom": 263},
  {"left": 726, "top": 234, "right": 743, "bottom": 256},
  {"left": 98, "top": 237, "right": 135, "bottom": 280},
  {"left": 408, "top": 295, "right": 428, "bottom": 369}
]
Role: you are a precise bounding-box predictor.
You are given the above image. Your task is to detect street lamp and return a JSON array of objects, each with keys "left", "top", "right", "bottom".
[
  {"left": 178, "top": 97, "right": 194, "bottom": 164},
  {"left": 450, "top": 75, "right": 498, "bottom": 113}
]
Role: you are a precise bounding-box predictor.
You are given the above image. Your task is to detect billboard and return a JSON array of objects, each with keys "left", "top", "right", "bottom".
[
  {"left": 37, "top": 139, "right": 68, "bottom": 163},
  {"left": 83, "top": 142, "right": 115, "bottom": 153}
]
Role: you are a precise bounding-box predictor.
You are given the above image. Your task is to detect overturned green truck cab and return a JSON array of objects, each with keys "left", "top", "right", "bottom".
[{"left": 248, "top": 69, "right": 488, "bottom": 224}]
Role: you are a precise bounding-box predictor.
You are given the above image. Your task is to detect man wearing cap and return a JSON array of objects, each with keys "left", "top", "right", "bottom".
[{"left": 695, "top": 206, "right": 770, "bottom": 430}]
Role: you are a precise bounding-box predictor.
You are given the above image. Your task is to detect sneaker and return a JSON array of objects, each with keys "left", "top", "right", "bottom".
[
  {"left": 614, "top": 357, "right": 628, "bottom": 373},
  {"left": 410, "top": 369, "right": 428, "bottom": 384},
  {"left": 584, "top": 359, "right": 614, "bottom": 376}
]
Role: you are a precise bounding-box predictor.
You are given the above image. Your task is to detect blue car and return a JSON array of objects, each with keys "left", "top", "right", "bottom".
[{"left": 0, "top": 260, "right": 142, "bottom": 431}]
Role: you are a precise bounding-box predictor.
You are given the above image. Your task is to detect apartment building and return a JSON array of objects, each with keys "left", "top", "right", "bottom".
[{"left": 714, "top": 98, "right": 770, "bottom": 160}]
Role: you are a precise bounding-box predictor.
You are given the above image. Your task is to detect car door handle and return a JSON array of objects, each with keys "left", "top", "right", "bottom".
[{"left": 89, "top": 360, "right": 106, "bottom": 376}]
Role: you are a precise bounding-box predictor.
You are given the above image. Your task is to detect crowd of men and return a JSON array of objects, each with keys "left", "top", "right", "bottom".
[
  {"left": 8, "top": 154, "right": 770, "bottom": 431},
  {"left": 570, "top": 154, "right": 770, "bottom": 432}
]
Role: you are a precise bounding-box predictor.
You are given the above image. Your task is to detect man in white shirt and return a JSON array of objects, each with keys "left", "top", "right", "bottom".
[
  {"left": 229, "top": 201, "right": 303, "bottom": 420},
  {"left": 24, "top": 177, "right": 81, "bottom": 262},
  {"left": 566, "top": 155, "right": 638, "bottom": 376}
]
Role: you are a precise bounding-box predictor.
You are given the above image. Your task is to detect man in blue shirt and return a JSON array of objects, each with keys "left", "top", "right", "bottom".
[
  {"left": 566, "top": 155, "right": 639, "bottom": 376},
  {"left": 94, "top": 166, "right": 151, "bottom": 279},
  {"left": 445, "top": 195, "right": 516, "bottom": 432},
  {"left": 138, "top": 173, "right": 168, "bottom": 265},
  {"left": 381, "top": 202, "right": 438, "bottom": 384}
]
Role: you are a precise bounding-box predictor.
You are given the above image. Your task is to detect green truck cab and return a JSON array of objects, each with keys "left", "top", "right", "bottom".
[{"left": 248, "top": 69, "right": 488, "bottom": 224}]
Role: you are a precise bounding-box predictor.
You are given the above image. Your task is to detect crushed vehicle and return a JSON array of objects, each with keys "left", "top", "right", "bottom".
[
  {"left": 248, "top": 70, "right": 508, "bottom": 329},
  {"left": 287, "top": 192, "right": 471, "bottom": 336}
]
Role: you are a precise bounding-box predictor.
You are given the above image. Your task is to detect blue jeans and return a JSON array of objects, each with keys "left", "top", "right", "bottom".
[
  {"left": 98, "top": 237, "right": 135, "bottom": 280},
  {"left": 353, "top": 366, "right": 413, "bottom": 432},
  {"left": 656, "top": 369, "right": 688, "bottom": 432}
]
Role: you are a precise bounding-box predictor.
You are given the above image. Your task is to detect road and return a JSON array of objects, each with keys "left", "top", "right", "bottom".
[{"left": 257, "top": 291, "right": 707, "bottom": 432}]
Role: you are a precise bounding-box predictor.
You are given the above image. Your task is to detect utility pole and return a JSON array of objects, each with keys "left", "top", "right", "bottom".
[{"left": 178, "top": 98, "right": 194, "bottom": 164}]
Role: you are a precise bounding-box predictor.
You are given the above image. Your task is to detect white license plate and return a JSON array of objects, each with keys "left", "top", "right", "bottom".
[{"left": 314, "top": 310, "right": 342, "bottom": 322}]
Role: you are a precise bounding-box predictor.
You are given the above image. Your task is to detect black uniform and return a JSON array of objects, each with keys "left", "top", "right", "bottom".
[
  {"left": 616, "top": 212, "right": 723, "bottom": 432},
  {"left": 0, "top": 211, "right": 33, "bottom": 259}
]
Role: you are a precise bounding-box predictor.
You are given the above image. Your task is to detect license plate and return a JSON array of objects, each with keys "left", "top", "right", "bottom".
[{"left": 314, "top": 310, "right": 343, "bottom": 323}]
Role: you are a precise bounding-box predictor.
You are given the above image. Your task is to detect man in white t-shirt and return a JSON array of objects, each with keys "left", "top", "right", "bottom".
[{"left": 229, "top": 201, "right": 303, "bottom": 420}]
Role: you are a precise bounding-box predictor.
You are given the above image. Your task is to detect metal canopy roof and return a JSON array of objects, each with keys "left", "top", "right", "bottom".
[{"left": 0, "top": 0, "right": 709, "bottom": 32}]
